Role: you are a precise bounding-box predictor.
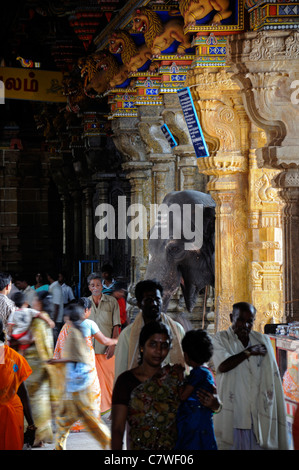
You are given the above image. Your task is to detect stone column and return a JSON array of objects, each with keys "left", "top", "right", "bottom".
[
  {"left": 94, "top": 179, "right": 110, "bottom": 260},
  {"left": 227, "top": 29, "right": 299, "bottom": 326},
  {"left": 83, "top": 186, "right": 94, "bottom": 258},
  {"left": 111, "top": 118, "right": 152, "bottom": 297},
  {"left": 138, "top": 104, "right": 176, "bottom": 205},
  {"left": 122, "top": 161, "right": 152, "bottom": 284},
  {"left": 247, "top": 150, "right": 284, "bottom": 332},
  {"left": 197, "top": 154, "right": 248, "bottom": 331},
  {"left": 187, "top": 66, "right": 250, "bottom": 331}
]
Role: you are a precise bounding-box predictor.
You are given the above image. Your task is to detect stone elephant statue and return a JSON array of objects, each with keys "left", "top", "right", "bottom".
[{"left": 145, "top": 190, "right": 215, "bottom": 313}]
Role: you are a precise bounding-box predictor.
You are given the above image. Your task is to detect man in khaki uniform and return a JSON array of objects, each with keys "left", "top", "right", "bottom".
[{"left": 88, "top": 272, "right": 120, "bottom": 414}]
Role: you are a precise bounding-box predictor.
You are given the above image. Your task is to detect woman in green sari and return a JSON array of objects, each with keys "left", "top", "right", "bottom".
[
  {"left": 111, "top": 321, "right": 184, "bottom": 450},
  {"left": 24, "top": 290, "right": 60, "bottom": 447}
]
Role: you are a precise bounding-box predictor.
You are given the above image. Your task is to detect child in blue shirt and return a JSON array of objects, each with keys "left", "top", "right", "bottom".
[{"left": 175, "top": 329, "right": 221, "bottom": 450}]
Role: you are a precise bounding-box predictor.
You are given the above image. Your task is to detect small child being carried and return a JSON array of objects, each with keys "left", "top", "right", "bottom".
[
  {"left": 7, "top": 291, "right": 54, "bottom": 354},
  {"left": 175, "top": 329, "right": 222, "bottom": 451}
]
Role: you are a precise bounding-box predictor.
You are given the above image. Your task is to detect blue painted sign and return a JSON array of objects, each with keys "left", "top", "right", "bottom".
[
  {"left": 161, "top": 123, "right": 177, "bottom": 149},
  {"left": 177, "top": 87, "right": 209, "bottom": 158}
]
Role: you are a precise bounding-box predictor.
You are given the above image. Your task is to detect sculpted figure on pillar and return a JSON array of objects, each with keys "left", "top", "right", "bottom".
[
  {"left": 131, "top": 7, "right": 192, "bottom": 57},
  {"left": 111, "top": 118, "right": 147, "bottom": 163},
  {"left": 108, "top": 30, "right": 152, "bottom": 74},
  {"left": 227, "top": 30, "right": 299, "bottom": 167},
  {"left": 179, "top": 0, "right": 233, "bottom": 27},
  {"left": 78, "top": 50, "right": 129, "bottom": 97}
]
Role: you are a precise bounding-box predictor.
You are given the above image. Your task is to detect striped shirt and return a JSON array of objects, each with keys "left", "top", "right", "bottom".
[{"left": 0, "top": 293, "right": 15, "bottom": 331}]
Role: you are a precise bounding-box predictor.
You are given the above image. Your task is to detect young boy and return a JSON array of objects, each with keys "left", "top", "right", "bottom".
[{"left": 7, "top": 291, "right": 55, "bottom": 354}]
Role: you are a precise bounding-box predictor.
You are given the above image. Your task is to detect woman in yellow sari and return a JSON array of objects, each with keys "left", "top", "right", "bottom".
[
  {"left": 0, "top": 318, "right": 36, "bottom": 450},
  {"left": 24, "top": 290, "right": 59, "bottom": 447}
]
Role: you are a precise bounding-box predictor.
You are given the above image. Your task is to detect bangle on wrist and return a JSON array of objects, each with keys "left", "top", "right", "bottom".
[
  {"left": 244, "top": 349, "right": 251, "bottom": 358},
  {"left": 213, "top": 403, "right": 222, "bottom": 414}
]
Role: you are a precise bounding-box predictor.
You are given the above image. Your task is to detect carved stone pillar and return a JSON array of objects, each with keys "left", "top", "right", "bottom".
[
  {"left": 197, "top": 154, "right": 248, "bottom": 331},
  {"left": 248, "top": 150, "right": 284, "bottom": 332},
  {"left": 162, "top": 94, "right": 207, "bottom": 192},
  {"left": 122, "top": 161, "right": 152, "bottom": 285},
  {"left": 94, "top": 179, "right": 110, "bottom": 259},
  {"left": 227, "top": 29, "right": 299, "bottom": 325},
  {"left": 150, "top": 153, "right": 177, "bottom": 205},
  {"left": 83, "top": 187, "right": 94, "bottom": 258},
  {"left": 111, "top": 117, "right": 153, "bottom": 280},
  {"left": 187, "top": 66, "right": 250, "bottom": 331},
  {"left": 138, "top": 105, "right": 176, "bottom": 204}
]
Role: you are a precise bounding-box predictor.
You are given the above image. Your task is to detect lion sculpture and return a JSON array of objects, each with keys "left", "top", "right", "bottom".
[
  {"left": 109, "top": 29, "right": 152, "bottom": 73},
  {"left": 179, "top": 0, "right": 232, "bottom": 26},
  {"left": 132, "top": 7, "right": 191, "bottom": 57},
  {"left": 78, "top": 51, "right": 129, "bottom": 96},
  {"left": 62, "top": 74, "right": 87, "bottom": 113}
]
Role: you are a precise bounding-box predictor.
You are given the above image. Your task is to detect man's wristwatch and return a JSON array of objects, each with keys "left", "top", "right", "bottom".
[{"left": 244, "top": 349, "right": 251, "bottom": 358}]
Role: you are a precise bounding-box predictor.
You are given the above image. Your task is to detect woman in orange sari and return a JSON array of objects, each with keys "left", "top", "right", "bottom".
[{"left": 0, "top": 318, "right": 36, "bottom": 450}]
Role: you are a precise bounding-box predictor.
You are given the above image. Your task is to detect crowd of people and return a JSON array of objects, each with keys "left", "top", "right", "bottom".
[{"left": 0, "top": 267, "right": 297, "bottom": 451}]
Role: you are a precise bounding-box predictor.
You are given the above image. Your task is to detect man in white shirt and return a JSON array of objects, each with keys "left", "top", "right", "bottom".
[
  {"left": 114, "top": 279, "right": 186, "bottom": 383},
  {"left": 46, "top": 271, "right": 64, "bottom": 344},
  {"left": 212, "top": 301, "right": 289, "bottom": 450}
]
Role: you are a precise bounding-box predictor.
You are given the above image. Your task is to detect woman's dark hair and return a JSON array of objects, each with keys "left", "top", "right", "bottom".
[
  {"left": 181, "top": 329, "right": 213, "bottom": 365},
  {"left": 138, "top": 321, "right": 172, "bottom": 365},
  {"left": 64, "top": 303, "right": 85, "bottom": 335},
  {"left": 35, "top": 290, "right": 53, "bottom": 316},
  {"left": 78, "top": 297, "right": 92, "bottom": 310},
  {"left": 135, "top": 279, "right": 163, "bottom": 304}
]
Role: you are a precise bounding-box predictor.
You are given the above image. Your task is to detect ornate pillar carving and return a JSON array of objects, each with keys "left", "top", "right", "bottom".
[
  {"left": 197, "top": 154, "right": 248, "bottom": 331},
  {"left": 138, "top": 105, "right": 176, "bottom": 204},
  {"left": 186, "top": 64, "right": 250, "bottom": 331},
  {"left": 227, "top": 28, "right": 299, "bottom": 326},
  {"left": 162, "top": 94, "right": 207, "bottom": 192},
  {"left": 111, "top": 118, "right": 153, "bottom": 300},
  {"left": 122, "top": 161, "right": 152, "bottom": 283},
  {"left": 248, "top": 150, "right": 284, "bottom": 332}
]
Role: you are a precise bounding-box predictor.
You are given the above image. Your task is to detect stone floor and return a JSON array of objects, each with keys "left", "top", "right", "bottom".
[{"left": 32, "top": 413, "right": 111, "bottom": 451}]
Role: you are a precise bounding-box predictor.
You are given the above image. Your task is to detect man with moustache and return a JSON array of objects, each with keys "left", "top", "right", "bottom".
[
  {"left": 87, "top": 272, "right": 120, "bottom": 415},
  {"left": 114, "top": 279, "right": 186, "bottom": 382},
  {"left": 212, "top": 301, "right": 289, "bottom": 450}
]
